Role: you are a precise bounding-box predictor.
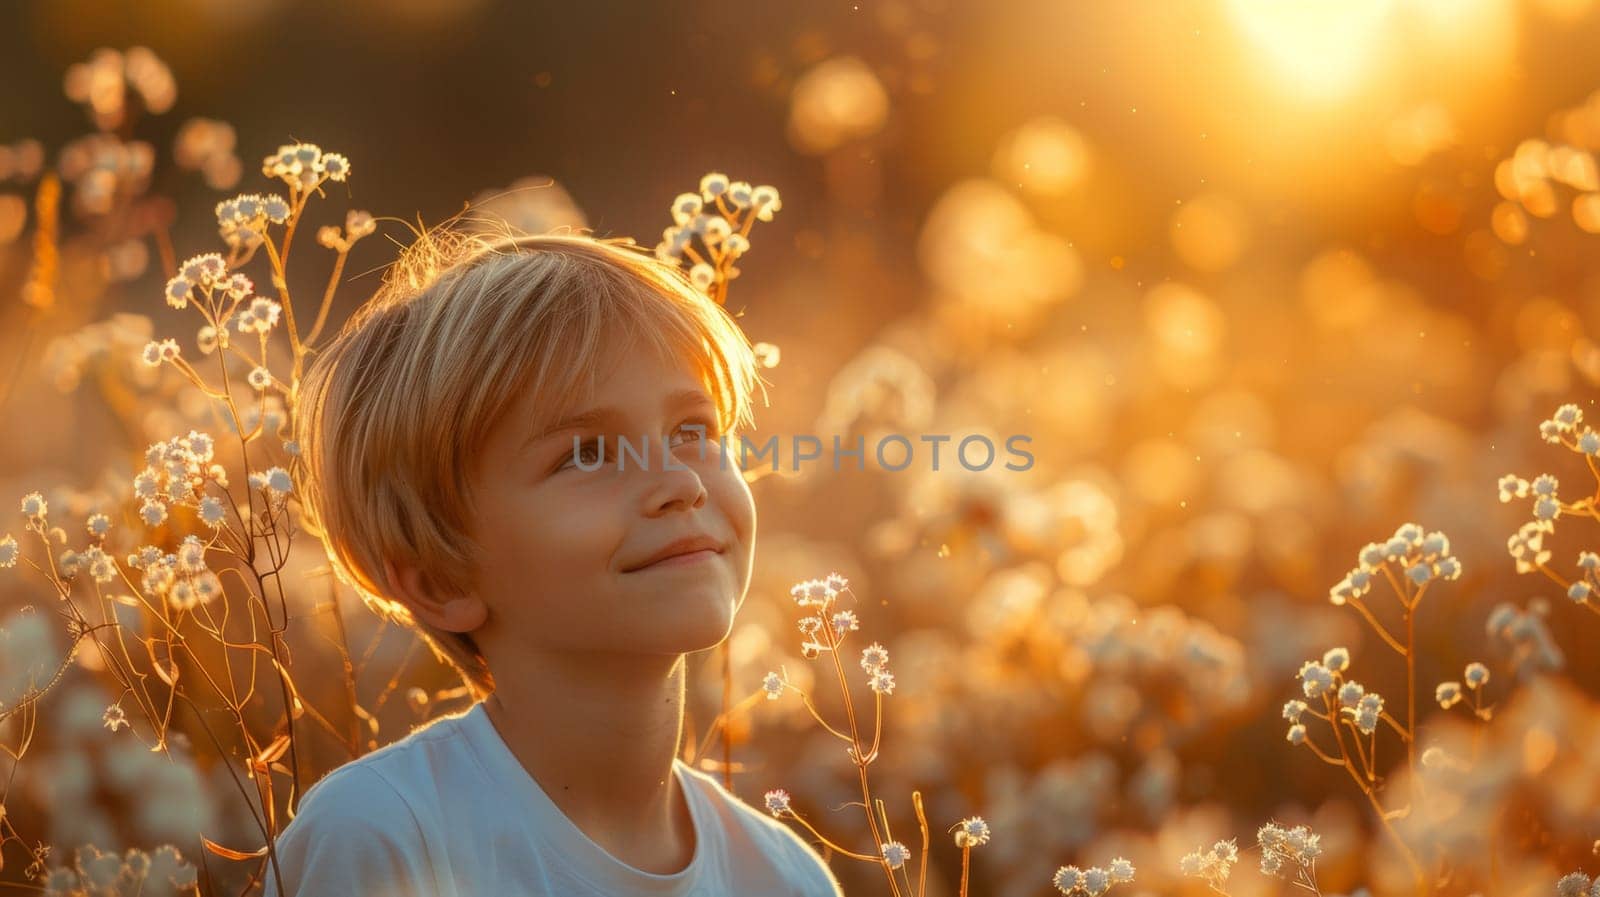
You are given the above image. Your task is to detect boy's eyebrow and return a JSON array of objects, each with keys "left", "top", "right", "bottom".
[{"left": 521, "top": 387, "right": 714, "bottom": 452}]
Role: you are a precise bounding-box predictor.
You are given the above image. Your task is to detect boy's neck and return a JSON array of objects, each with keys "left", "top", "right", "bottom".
[{"left": 479, "top": 649, "right": 696, "bottom": 873}]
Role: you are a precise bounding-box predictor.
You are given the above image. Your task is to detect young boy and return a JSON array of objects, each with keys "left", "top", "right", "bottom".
[{"left": 273, "top": 231, "right": 843, "bottom": 896}]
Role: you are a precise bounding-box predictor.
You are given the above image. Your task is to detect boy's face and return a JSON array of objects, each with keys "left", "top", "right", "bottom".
[{"left": 464, "top": 337, "right": 756, "bottom": 657}]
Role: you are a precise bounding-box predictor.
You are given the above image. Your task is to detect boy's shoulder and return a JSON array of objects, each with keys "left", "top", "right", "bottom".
[
  {"left": 290, "top": 704, "right": 481, "bottom": 829},
  {"left": 264, "top": 708, "right": 482, "bottom": 897}
]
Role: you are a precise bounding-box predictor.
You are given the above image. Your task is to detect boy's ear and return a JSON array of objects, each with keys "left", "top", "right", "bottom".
[{"left": 383, "top": 558, "right": 488, "bottom": 634}]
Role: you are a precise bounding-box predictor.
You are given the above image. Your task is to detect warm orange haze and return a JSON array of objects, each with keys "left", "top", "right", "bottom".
[{"left": 4, "top": 1, "right": 1600, "bottom": 896}]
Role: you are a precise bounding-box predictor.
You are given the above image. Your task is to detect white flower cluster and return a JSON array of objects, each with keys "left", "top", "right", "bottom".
[
  {"left": 1500, "top": 403, "right": 1600, "bottom": 580},
  {"left": 1291, "top": 647, "right": 1383, "bottom": 738},
  {"left": 131, "top": 431, "right": 226, "bottom": 532},
  {"left": 1557, "top": 870, "right": 1600, "bottom": 897},
  {"left": 861, "top": 641, "right": 895, "bottom": 695},
  {"left": 789, "top": 571, "right": 851, "bottom": 658},
  {"left": 39, "top": 843, "right": 198, "bottom": 897},
  {"left": 262, "top": 142, "right": 349, "bottom": 192},
  {"left": 214, "top": 192, "right": 289, "bottom": 250},
  {"left": 1484, "top": 600, "right": 1564, "bottom": 674},
  {"left": 1178, "top": 838, "right": 1238, "bottom": 890},
  {"left": 1257, "top": 822, "right": 1322, "bottom": 878},
  {"left": 1051, "top": 857, "right": 1135, "bottom": 896},
  {"left": 316, "top": 208, "right": 378, "bottom": 253},
  {"left": 127, "top": 535, "right": 222, "bottom": 612},
  {"left": 654, "top": 172, "right": 782, "bottom": 296},
  {"left": 1435, "top": 660, "right": 1490, "bottom": 710},
  {"left": 1329, "top": 522, "right": 1460, "bottom": 604}
]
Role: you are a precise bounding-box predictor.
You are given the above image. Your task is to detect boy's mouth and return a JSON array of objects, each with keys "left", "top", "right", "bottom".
[{"left": 622, "top": 534, "right": 727, "bottom": 572}]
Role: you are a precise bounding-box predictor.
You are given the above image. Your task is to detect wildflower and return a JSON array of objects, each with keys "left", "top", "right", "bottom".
[
  {"left": 0, "top": 534, "right": 17, "bottom": 568},
  {"left": 1406, "top": 562, "right": 1432, "bottom": 585},
  {"left": 1420, "top": 530, "right": 1449, "bottom": 557},
  {"left": 1282, "top": 699, "right": 1307, "bottom": 723},
  {"left": 21, "top": 491, "right": 47, "bottom": 520},
  {"left": 1328, "top": 569, "right": 1371, "bottom": 605},
  {"left": 797, "top": 615, "right": 823, "bottom": 636},
  {"left": 952, "top": 816, "right": 990, "bottom": 848},
  {"left": 1321, "top": 646, "right": 1349, "bottom": 672},
  {"left": 1394, "top": 522, "right": 1424, "bottom": 545},
  {"left": 763, "top": 789, "right": 790, "bottom": 817},
  {"left": 197, "top": 325, "right": 220, "bottom": 354},
  {"left": 799, "top": 641, "right": 826, "bottom": 659},
  {"left": 1107, "top": 857, "right": 1134, "bottom": 884},
  {"left": 689, "top": 263, "right": 715, "bottom": 292},
  {"left": 1580, "top": 551, "right": 1600, "bottom": 571},
  {"left": 1297, "top": 660, "right": 1334, "bottom": 699},
  {"left": 1053, "top": 866, "right": 1085, "bottom": 893},
  {"left": 702, "top": 215, "right": 732, "bottom": 244},
  {"left": 1464, "top": 661, "right": 1490, "bottom": 688},
  {"left": 103, "top": 704, "right": 128, "bottom": 732},
  {"left": 1436, "top": 681, "right": 1463, "bottom": 708},
  {"left": 1555, "top": 872, "right": 1593, "bottom": 897},
  {"left": 1177, "top": 837, "right": 1235, "bottom": 889},
  {"left": 247, "top": 366, "right": 273, "bottom": 390},
  {"left": 868, "top": 669, "right": 896, "bottom": 695},
  {"left": 1258, "top": 822, "right": 1322, "bottom": 880},
  {"left": 1286, "top": 723, "right": 1306, "bottom": 745},
  {"left": 791, "top": 578, "right": 834, "bottom": 607},
  {"left": 724, "top": 233, "right": 751, "bottom": 257},
  {"left": 1582, "top": 430, "right": 1600, "bottom": 455},
  {"left": 139, "top": 499, "right": 168, "bottom": 527},
  {"left": 1081, "top": 867, "right": 1111, "bottom": 895},
  {"left": 1347, "top": 693, "right": 1383, "bottom": 735},
  {"left": 263, "top": 467, "right": 292, "bottom": 494},
  {"left": 179, "top": 253, "right": 227, "bottom": 290},
  {"left": 177, "top": 535, "right": 207, "bottom": 573},
  {"left": 321, "top": 153, "right": 350, "bottom": 181},
  {"left": 699, "top": 171, "right": 730, "bottom": 201},
  {"left": 194, "top": 571, "right": 223, "bottom": 604},
  {"left": 762, "top": 671, "right": 784, "bottom": 700},
  {"left": 726, "top": 181, "right": 754, "bottom": 209},
  {"left": 1507, "top": 521, "right": 1553, "bottom": 574},
  {"left": 165, "top": 275, "right": 192, "bottom": 309},
  {"left": 1553, "top": 403, "right": 1583, "bottom": 430},
  {"left": 169, "top": 578, "right": 197, "bottom": 611},
  {"left": 880, "top": 841, "right": 909, "bottom": 870},
  {"left": 860, "top": 642, "right": 889, "bottom": 672},
  {"left": 751, "top": 184, "right": 782, "bottom": 221},
  {"left": 86, "top": 513, "right": 110, "bottom": 537},
  {"left": 140, "top": 338, "right": 181, "bottom": 367},
  {"left": 1357, "top": 541, "right": 1387, "bottom": 570},
  {"left": 823, "top": 571, "right": 849, "bottom": 592},
  {"left": 1338, "top": 680, "right": 1365, "bottom": 708},
  {"left": 1436, "top": 556, "right": 1462, "bottom": 580},
  {"left": 1497, "top": 474, "right": 1530, "bottom": 502},
  {"left": 1535, "top": 495, "right": 1561, "bottom": 522},
  {"left": 670, "top": 192, "right": 703, "bottom": 225},
  {"left": 1570, "top": 581, "right": 1591, "bottom": 602},
  {"left": 196, "top": 492, "right": 225, "bottom": 527},
  {"left": 85, "top": 548, "right": 116, "bottom": 584},
  {"left": 237, "top": 296, "right": 283, "bottom": 335},
  {"left": 831, "top": 610, "right": 859, "bottom": 635}
]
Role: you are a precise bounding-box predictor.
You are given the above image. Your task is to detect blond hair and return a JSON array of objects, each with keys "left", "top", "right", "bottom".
[{"left": 292, "top": 229, "right": 765, "bottom": 699}]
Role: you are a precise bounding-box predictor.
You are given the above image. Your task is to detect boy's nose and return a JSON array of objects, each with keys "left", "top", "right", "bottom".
[{"left": 642, "top": 448, "right": 709, "bottom": 516}]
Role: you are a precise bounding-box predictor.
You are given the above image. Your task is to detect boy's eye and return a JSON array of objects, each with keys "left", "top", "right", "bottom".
[
  {"left": 669, "top": 417, "right": 717, "bottom": 448},
  {"left": 557, "top": 439, "right": 603, "bottom": 471}
]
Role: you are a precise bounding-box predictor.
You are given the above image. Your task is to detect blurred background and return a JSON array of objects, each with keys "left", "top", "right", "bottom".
[{"left": 6, "top": 1, "right": 1600, "bottom": 895}]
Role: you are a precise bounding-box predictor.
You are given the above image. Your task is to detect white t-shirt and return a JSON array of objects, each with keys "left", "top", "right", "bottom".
[{"left": 262, "top": 702, "right": 844, "bottom": 897}]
